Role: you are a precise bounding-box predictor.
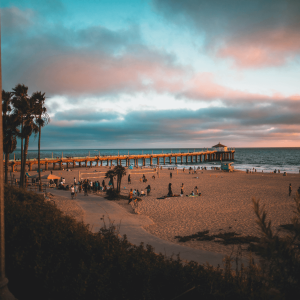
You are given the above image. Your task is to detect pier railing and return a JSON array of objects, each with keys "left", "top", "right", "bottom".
[{"left": 6, "top": 149, "right": 235, "bottom": 172}]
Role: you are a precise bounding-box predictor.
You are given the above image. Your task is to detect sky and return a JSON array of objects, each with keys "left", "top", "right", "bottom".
[{"left": 1, "top": 0, "right": 300, "bottom": 149}]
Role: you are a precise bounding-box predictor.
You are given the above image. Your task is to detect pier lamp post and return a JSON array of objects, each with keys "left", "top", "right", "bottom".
[{"left": 0, "top": 21, "right": 17, "bottom": 299}]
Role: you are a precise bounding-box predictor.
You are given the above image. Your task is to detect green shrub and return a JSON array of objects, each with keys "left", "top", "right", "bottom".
[{"left": 252, "top": 195, "right": 300, "bottom": 298}]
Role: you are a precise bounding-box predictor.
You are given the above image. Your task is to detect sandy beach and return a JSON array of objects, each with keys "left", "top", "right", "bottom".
[{"left": 19, "top": 165, "right": 300, "bottom": 258}]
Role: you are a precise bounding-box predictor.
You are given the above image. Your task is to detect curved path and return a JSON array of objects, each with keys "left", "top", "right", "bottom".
[{"left": 50, "top": 189, "right": 226, "bottom": 267}]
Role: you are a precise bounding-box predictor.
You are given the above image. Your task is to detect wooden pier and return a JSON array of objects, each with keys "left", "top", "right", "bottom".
[{"left": 6, "top": 149, "right": 235, "bottom": 172}]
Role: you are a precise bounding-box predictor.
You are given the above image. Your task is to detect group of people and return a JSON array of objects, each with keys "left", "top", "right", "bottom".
[
  {"left": 64, "top": 178, "right": 110, "bottom": 197},
  {"left": 167, "top": 183, "right": 201, "bottom": 197},
  {"left": 128, "top": 185, "right": 151, "bottom": 203},
  {"left": 246, "top": 168, "right": 257, "bottom": 173}
]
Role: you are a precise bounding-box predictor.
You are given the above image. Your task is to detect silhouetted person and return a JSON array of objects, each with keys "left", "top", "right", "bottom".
[
  {"left": 168, "top": 183, "right": 172, "bottom": 196},
  {"left": 289, "top": 183, "right": 292, "bottom": 196}
]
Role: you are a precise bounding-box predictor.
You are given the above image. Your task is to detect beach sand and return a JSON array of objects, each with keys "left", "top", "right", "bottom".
[{"left": 18, "top": 165, "right": 300, "bottom": 258}]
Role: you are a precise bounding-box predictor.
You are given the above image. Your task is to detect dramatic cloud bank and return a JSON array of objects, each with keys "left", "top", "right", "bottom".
[
  {"left": 153, "top": 0, "right": 300, "bottom": 68},
  {"left": 1, "top": 1, "right": 300, "bottom": 148}
]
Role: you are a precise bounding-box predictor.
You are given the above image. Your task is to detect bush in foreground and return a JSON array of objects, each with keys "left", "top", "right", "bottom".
[{"left": 5, "top": 185, "right": 298, "bottom": 299}]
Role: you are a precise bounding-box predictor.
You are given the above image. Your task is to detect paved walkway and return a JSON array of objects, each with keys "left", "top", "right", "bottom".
[{"left": 49, "top": 189, "right": 226, "bottom": 267}]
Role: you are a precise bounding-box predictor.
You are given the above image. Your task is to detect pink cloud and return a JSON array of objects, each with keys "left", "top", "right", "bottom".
[
  {"left": 182, "top": 73, "right": 300, "bottom": 103},
  {"left": 217, "top": 28, "right": 300, "bottom": 68},
  {"left": 23, "top": 52, "right": 300, "bottom": 103},
  {"left": 183, "top": 73, "right": 268, "bottom": 101},
  {"left": 27, "top": 52, "right": 186, "bottom": 96}
]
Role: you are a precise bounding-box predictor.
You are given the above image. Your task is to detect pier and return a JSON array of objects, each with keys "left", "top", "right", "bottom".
[{"left": 6, "top": 148, "right": 235, "bottom": 172}]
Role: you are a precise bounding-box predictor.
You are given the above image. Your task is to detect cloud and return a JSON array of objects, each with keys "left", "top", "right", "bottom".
[
  {"left": 1, "top": 6, "right": 35, "bottom": 33},
  {"left": 152, "top": 0, "right": 300, "bottom": 68},
  {"left": 1, "top": 0, "right": 65, "bottom": 15},
  {"left": 34, "top": 97, "right": 300, "bottom": 149},
  {"left": 2, "top": 6, "right": 186, "bottom": 97},
  {"left": 22, "top": 50, "right": 186, "bottom": 97},
  {"left": 53, "top": 109, "right": 121, "bottom": 122}
]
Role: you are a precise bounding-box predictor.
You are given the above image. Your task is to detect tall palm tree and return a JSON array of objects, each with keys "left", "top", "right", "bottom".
[
  {"left": 2, "top": 90, "right": 13, "bottom": 183},
  {"left": 31, "top": 91, "right": 49, "bottom": 191},
  {"left": 2, "top": 90, "right": 20, "bottom": 184},
  {"left": 114, "top": 165, "right": 126, "bottom": 193},
  {"left": 12, "top": 84, "right": 29, "bottom": 187},
  {"left": 21, "top": 97, "right": 38, "bottom": 187}
]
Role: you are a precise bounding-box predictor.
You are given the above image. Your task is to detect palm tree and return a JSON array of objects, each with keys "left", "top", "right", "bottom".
[
  {"left": 31, "top": 91, "right": 49, "bottom": 191},
  {"left": 105, "top": 170, "right": 115, "bottom": 189},
  {"left": 21, "top": 97, "right": 38, "bottom": 187},
  {"left": 114, "top": 165, "right": 126, "bottom": 193},
  {"left": 12, "top": 87, "right": 39, "bottom": 188},
  {"left": 2, "top": 90, "right": 14, "bottom": 183},
  {"left": 12, "top": 84, "right": 29, "bottom": 187},
  {"left": 2, "top": 94, "right": 19, "bottom": 184}
]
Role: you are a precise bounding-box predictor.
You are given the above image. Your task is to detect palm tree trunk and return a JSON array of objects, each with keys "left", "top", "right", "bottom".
[
  {"left": 20, "top": 121, "right": 23, "bottom": 187},
  {"left": 38, "top": 121, "right": 42, "bottom": 191},
  {"left": 21, "top": 135, "right": 29, "bottom": 188},
  {"left": 117, "top": 176, "right": 120, "bottom": 192},
  {"left": 111, "top": 177, "right": 114, "bottom": 189},
  {"left": 4, "top": 152, "right": 9, "bottom": 184}
]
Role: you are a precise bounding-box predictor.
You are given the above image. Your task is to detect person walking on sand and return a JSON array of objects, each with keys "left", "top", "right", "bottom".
[
  {"left": 128, "top": 189, "right": 133, "bottom": 204},
  {"left": 289, "top": 183, "right": 292, "bottom": 196},
  {"left": 170, "top": 172, "right": 172, "bottom": 179},
  {"left": 70, "top": 185, "right": 75, "bottom": 199},
  {"left": 128, "top": 174, "right": 131, "bottom": 184},
  {"left": 84, "top": 181, "right": 88, "bottom": 196},
  {"left": 74, "top": 185, "right": 78, "bottom": 199}
]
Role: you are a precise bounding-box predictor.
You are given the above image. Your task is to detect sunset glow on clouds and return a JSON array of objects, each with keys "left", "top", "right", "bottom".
[{"left": 1, "top": 0, "right": 300, "bottom": 148}]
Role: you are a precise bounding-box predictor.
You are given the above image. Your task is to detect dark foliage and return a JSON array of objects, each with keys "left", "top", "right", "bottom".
[{"left": 105, "top": 188, "right": 120, "bottom": 200}]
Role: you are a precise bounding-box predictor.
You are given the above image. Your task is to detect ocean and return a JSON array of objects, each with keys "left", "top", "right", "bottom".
[{"left": 9, "top": 148, "right": 300, "bottom": 174}]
